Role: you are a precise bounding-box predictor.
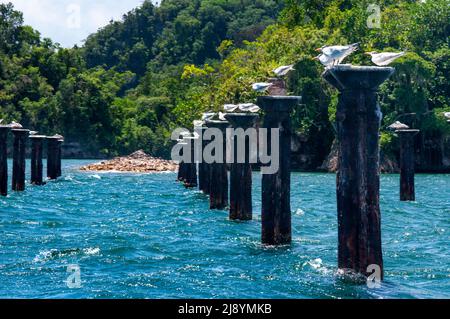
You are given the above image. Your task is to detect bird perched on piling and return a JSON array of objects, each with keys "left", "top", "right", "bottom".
[
  {"left": 193, "top": 120, "right": 205, "bottom": 128},
  {"left": 273, "top": 65, "right": 295, "bottom": 77},
  {"left": 224, "top": 104, "right": 239, "bottom": 112},
  {"left": 443, "top": 112, "right": 450, "bottom": 120},
  {"left": 315, "top": 43, "right": 359, "bottom": 66},
  {"left": 202, "top": 112, "right": 216, "bottom": 121},
  {"left": 29, "top": 131, "right": 38, "bottom": 136},
  {"left": 314, "top": 54, "right": 334, "bottom": 68},
  {"left": 9, "top": 121, "right": 23, "bottom": 129},
  {"left": 366, "top": 51, "right": 406, "bottom": 66},
  {"left": 218, "top": 112, "right": 227, "bottom": 121},
  {"left": 252, "top": 82, "right": 273, "bottom": 92},
  {"left": 0, "top": 119, "right": 3, "bottom": 124},
  {"left": 388, "top": 121, "right": 409, "bottom": 131},
  {"left": 238, "top": 103, "right": 260, "bottom": 113}
]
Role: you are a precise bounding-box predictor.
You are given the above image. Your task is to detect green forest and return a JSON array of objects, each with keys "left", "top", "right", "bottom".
[{"left": 0, "top": 0, "right": 449, "bottom": 171}]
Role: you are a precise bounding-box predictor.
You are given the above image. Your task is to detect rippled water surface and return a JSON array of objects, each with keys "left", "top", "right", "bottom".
[{"left": 0, "top": 160, "right": 449, "bottom": 299}]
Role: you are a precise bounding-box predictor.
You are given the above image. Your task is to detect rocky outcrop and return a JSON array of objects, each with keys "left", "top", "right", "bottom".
[
  {"left": 320, "top": 139, "right": 400, "bottom": 173},
  {"left": 80, "top": 150, "right": 178, "bottom": 173}
]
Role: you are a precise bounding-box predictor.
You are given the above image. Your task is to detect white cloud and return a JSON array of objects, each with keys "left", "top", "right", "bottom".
[{"left": 1, "top": 0, "right": 153, "bottom": 47}]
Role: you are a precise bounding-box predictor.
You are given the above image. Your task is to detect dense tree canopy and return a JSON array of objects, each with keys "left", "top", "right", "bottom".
[{"left": 0, "top": 0, "right": 449, "bottom": 170}]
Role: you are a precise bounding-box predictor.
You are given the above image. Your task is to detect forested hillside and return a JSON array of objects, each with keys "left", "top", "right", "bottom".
[
  {"left": 0, "top": 0, "right": 449, "bottom": 171},
  {"left": 0, "top": 0, "right": 283, "bottom": 157}
]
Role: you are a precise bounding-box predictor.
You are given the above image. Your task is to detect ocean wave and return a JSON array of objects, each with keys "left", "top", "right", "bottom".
[{"left": 33, "top": 247, "right": 100, "bottom": 263}]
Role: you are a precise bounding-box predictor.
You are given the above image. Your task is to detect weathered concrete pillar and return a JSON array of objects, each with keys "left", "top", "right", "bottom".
[
  {"left": 0, "top": 125, "right": 9, "bottom": 196},
  {"left": 225, "top": 113, "right": 259, "bottom": 221},
  {"left": 397, "top": 129, "right": 420, "bottom": 201},
  {"left": 47, "top": 136, "right": 59, "bottom": 180},
  {"left": 195, "top": 123, "right": 209, "bottom": 194},
  {"left": 201, "top": 123, "right": 211, "bottom": 195},
  {"left": 56, "top": 137, "right": 64, "bottom": 177},
  {"left": 30, "top": 135, "right": 46, "bottom": 186},
  {"left": 183, "top": 136, "right": 198, "bottom": 188},
  {"left": 257, "top": 96, "right": 301, "bottom": 245},
  {"left": 205, "top": 119, "right": 229, "bottom": 210},
  {"left": 323, "top": 65, "right": 394, "bottom": 279},
  {"left": 12, "top": 129, "right": 29, "bottom": 191},
  {"left": 177, "top": 161, "right": 184, "bottom": 181},
  {"left": 177, "top": 140, "right": 188, "bottom": 182}
]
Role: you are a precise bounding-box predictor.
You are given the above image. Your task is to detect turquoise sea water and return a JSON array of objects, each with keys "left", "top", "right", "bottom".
[{"left": 0, "top": 160, "right": 449, "bottom": 299}]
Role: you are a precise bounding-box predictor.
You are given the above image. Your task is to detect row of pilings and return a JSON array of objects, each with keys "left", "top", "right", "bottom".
[
  {"left": 176, "top": 65, "right": 427, "bottom": 281},
  {"left": 0, "top": 125, "right": 64, "bottom": 196}
]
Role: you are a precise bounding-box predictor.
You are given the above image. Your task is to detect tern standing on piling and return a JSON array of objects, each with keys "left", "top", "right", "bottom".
[
  {"left": 252, "top": 82, "right": 273, "bottom": 92},
  {"left": 9, "top": 121, "right": 23, "bottom": 129},
  {"left": 316, "top": 43, "right": 359, "bottom": 66},
  {"left": 388, "top": 121, "right": 410, "bottom": 131}
]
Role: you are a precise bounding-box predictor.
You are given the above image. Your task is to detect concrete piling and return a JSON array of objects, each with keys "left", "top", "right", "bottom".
[
  {"left": 397, "top": 129, "right": 420, "bottom": 201},
  {"left": 46, "top": 136, "right": 59, "bottom": 180},
  {"left": 12, "top": 129, "right": 29, "bottom": 191},
  {"left": 30, "top": 135, "right": 46, "bottom": 186},
  {"left": 183, "top": 136, "right": 198, "bottom": 188},
  {"left": 205, "top": 119, "right": 229, "bottom": 210},
  {"left": 225, "top": 113, "right": 259, "bottom": 221},
  {"left": 323, "top": 65, "right": 394, "bottom": 279},
  {"left": 56, "top": 137, "right": 64, "bottom": 178},
  {"left": 257, "top": 96, "right": 301, "bottom": 245},
  {"left": 177, "top": 140, "right": 188, "bottom": 182},
  {"left": 0, "top": 125, "right": 9, "bottom": 196},
  {"left": 195, "top": 123, "right": 209, "bottom": 194}
]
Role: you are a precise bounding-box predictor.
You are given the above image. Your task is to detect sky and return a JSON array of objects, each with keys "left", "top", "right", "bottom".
[{"left": 1, "top": 0, "right": 159, "bottom": 47}]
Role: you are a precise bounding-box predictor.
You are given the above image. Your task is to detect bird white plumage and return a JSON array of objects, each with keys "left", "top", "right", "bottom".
[
  {"left": 202, "top": 112, "right": 216, "bottom": 121},
  {"left": 316, "top": 43, "right": 359, "bottom": 66},
  {"left": 193, "top": 120, "right": 205, "bottom": 127},
  {"left": 218, "top": 112, "right": 227, "bottom": 121},
  {"left": 29, "top": 131, "right": 38, "bottom": 136},
  {"left": 367, "top": 51, "right": 406, "bottom": 66},
  {"left": 238, "top": 103, "right": 260, "bottom": 113},
  {"left": 444, "top": 112, "right": 450, "bottom": 119},
  {"left": 273, "top": 65, "right": 295, "bottom": 77},
  {"left": 223, "top": 104, "right": 239, "bottom": 112},
  {"left": 9, "top": 121, "right": 23, "bottom": 129},
  {"left": 252, "top": 82, "right": 273, "bottom": 92},
  {"left": 388, "top": 121, "right": 409, "bottom": 131},
  {"left": 315, "top": 54, "right": 333, "bottom": 68}
]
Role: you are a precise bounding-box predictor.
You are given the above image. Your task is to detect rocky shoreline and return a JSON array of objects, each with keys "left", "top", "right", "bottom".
[{"left": 80, "top": 150, "right": 178, "bottom": 173}]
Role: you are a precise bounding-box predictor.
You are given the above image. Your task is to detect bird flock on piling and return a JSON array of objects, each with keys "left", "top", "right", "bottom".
[{"left": 251, "top": 43, "right": 407, "bottom": 93}]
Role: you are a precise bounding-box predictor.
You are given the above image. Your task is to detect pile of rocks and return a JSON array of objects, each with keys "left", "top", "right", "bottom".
[{"left": 80, "top": 150, "right": 178, "bottom": 173}]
